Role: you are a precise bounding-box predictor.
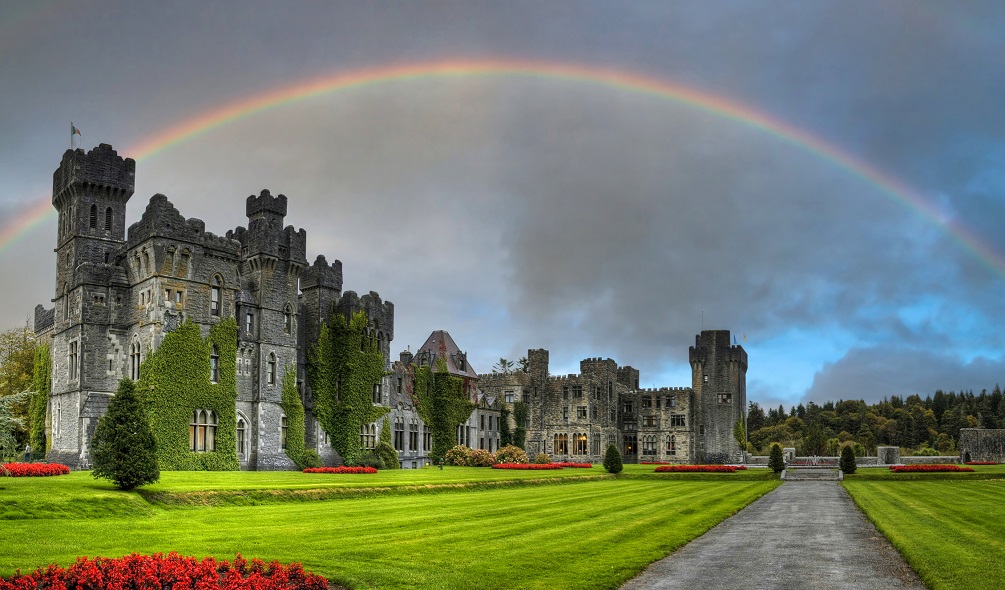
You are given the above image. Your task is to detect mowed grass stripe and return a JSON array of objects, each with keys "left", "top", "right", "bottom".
[
  {"left": 844, "top": 479, "right": 1005, "bottom": 590},
  {"left": 0, "top": 478, "right": 777, "bottom": 589}
]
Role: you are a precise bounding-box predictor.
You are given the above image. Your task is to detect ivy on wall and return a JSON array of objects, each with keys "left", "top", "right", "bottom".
[
  {"left": 376, "top": 415, "right": 398, "bottom": 469},
  {"left": 307, "top": 310, "right": 388, "bottom": 466},
  {"left": 513, "top": 401, "right": 528, "bottom": 449},
  {"left": 280, "top": 366, "right": 319, "bottom": 469},
  {"left": 29, "top": 342, "right": 50, "bottom": 452},
  {"left": 136, "top": 319, "right": 239, "bottom": 470},
  {"left": 412, "top": 358, "right": 474, "bottom": 463},
  {"left": 499, "top": 405, "right": 512, "bottom": 447}
]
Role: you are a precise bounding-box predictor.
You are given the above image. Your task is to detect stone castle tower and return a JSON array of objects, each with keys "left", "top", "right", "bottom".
[{"left": 689, "top": 330, "right": 747, "bottom": 462}]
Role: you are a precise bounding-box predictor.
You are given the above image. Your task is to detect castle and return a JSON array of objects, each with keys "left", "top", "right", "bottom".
[{"left": 34, "top": 144, "right": 746, "bottom": 469}]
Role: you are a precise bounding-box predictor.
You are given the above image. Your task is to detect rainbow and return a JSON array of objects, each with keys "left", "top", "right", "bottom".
[{"left": 2, "top": 58, "right": 1003, "bottom": 277}]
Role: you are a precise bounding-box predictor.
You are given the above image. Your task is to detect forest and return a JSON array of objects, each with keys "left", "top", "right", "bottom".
[{"left": 746, "top": 386, "right": 1003, "bottom": 456}]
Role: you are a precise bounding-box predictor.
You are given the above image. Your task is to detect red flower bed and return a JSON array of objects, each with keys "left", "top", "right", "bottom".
[
  {"left": 1, "top": 462, "right": 70, "bottom": 477},
  {"left": 303, "top": 466, "right": 377, "bottom": 474},
  {"left": 965, "top": 461, "right": 997, "bottom": 465},
  {"left": 654, "top": 465, "right": 738, "bottom": 473},
  {"left": 891, "top": 464, "right": 974, "bottom": 473},
  {"left": 491, "top": 463, "right": 563, "bottom": 470},
  {"left": 640, "top": 461, "right": 673, "bottom": 465},
  {"left": 0, "top": 552, "right": 327, "bottom": 589},
  {"left": 552, "top": 462, "right": 592, "bottom": 468}
]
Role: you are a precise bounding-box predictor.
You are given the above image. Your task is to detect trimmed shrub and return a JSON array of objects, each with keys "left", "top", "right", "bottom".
[
  {"left": 603, "top": 444, "right": 623, "bottom": 474},
  {"left": 376, "top": 416, "right": 399, "bottom": 469},
  {"left": 839, "top": 444, "right": 857, "bottom": 474},
  {"left": 351, "top": 450, "right": 384, "bottom": 469},
  {"left": 533, "top": 452, "right": 551, "bottom": 464},
  {"left": 469, "top": 448, "right": 496, "bottom": 467},
  {"left": 91, "top": 379, "right": 159, "bottom": 490},
  {"left": 495, "top": 444, "right": 528, "bottom": 464},
  {"left": 445, "top": 445, "right": 473, "bottom": 466},
  {"left": 768, "top": 443, "right": 785, "bottom": 473}
]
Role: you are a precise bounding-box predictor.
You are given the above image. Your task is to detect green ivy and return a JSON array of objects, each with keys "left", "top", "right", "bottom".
[
  {"left": 412, "top": 358, "right": 474, "bottom": 463},
  {"left": 28, "top": 342, "right": 50, "bottom": 452},
  {"left": 376, "top": 415, "right": 398, "bottom": 469},
  {"left": 136, "top": 319, "right": 239, "bottom": 470},
  {"left": 499, "top": 405, "right": 512, "bottom": 447},
  {"left": 513, "top": 400, "right": 527, "bottom": 449},
  {"left": 280, "top": 366, "right": 319, "bottom": 469},
  {"left": 307, "top": 310, "right": 388, "bottom": 466}
]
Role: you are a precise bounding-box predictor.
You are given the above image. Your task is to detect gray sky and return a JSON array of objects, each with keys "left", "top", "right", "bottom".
[{"left": 2, "top": 1, "right": 1004, "bottom": 410}]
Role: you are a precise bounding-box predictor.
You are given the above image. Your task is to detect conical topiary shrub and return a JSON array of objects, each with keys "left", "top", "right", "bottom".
[
  {"left": 91, "top": 379, "right": 160, "bottom": 490},
  {"left": 603, "top": 444, "right": 623, "bottom": 474},
  {"left": 840, "top": 444, "right": 857, "bottom": 475},
  {"left": 768, "top": 443, "right": 785, "bottom": 473}
]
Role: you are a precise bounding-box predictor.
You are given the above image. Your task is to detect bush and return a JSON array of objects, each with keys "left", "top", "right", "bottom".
[
  {"left": 768, "top": 443, "right": 785, "bottom": 473},
  {"left": 351, "top": 450, "right": 384, "bottom": 469},
  {"left": 703, "top": 452, "right": 730, "bottom": 465},
  {"left": 603, "top": 444, "right": 622, "bottom": 474},
  {"left": 91, "top": 379, "right": 159, "bottom": 490},
  {"left": 444, "top": 445, "right": 473, "bottom": 466},
  {"left": 839, "top": 445, "right": 857, "bottom": 475},
  {"left": 469, "top": 448, "right": 496, "bottom": 467},
  {"left": 376, "top": 441, "right": 399, "bottom": 469},
  {"left": 299, "top": 449, "right": 322, "bottom": 470},
  {"left": 533, "top": 452, "right": 551, "bottom": 464},
  {"left": 494, "top": 444, "right": 528, "bottom": 464}
]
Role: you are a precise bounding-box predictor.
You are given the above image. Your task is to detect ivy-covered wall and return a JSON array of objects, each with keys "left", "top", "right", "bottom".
[
  {"left": 412, "top": 359, "right": 474, "bottom": 462},
  {"left": 137, "top": 319, "right": 239, "bottom": 470},
  {"left": 29, "top": 342, "right": 51, "bottom": 451},
  {"left": 307, "top": 310, "right": 388, "bottom": 465},
  {"left": 280, "top": 366, "right": 319, "bottom": 469}
]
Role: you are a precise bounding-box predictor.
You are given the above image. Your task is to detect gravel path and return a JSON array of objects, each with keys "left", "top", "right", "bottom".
[{"left": 621, "top": 480, "right": 926, "bottom": 590}]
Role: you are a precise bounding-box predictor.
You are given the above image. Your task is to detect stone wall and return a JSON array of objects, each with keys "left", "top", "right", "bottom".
[{"left": 959, "top": 428, "right": 1005, "bottom": 463}]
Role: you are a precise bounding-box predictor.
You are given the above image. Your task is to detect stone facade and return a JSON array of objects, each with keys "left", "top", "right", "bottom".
[
  {"left": 478, "top": 330, "right": 747, "bottom": 464},
  {"left": 959, "top": 429, "right": 1005, "bottom": 463},
  {"left": 36, "top": 144, "right": 747, "bottom": 470}
]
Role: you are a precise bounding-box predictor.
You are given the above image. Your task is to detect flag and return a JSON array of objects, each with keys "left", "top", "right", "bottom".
[
  {"left": 733, "top": 335, "right": 737, "bottom": 345},
  {"left": 71, "top": 124, "right": 81, "bottom": 137}
]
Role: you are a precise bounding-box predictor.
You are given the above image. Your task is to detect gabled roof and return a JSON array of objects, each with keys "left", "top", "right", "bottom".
[{"left": 413, "top": 330, "right": 478, "bottom": 379}]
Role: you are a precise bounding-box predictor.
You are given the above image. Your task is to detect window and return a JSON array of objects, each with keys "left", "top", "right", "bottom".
[
  {"left": 245, "top": 311, "right": 254, "bottom": 333},
  {"left": 670, "top": 414, "right": 686, "bottom": 428},
  {"left": 591, "top": 406, "right": 598, "bottom": 420},
  {"left": 670, "top": 395, "right": 676, "bottom": 408},
  {"left": 68, "top": 341, "right": 78, "bottom": 381},
  {"left": 554, "top": 433, "right": 569, "bottom": 454},
  {"left": 174, "top": 290, "right": 183, "bottom": 304},
  {"left": 211, "top": 276, "right": 221, "bottom": 316},
  {"left": 89, "top": 205, "right": 97, "bottom": 229},
  {"left": 718, "top": 393, "right": 732, "bottom": 404},
  {"left": 577, "top": 406, "right": 587, "bottom": 419},
  {"left": 624, "top": 402, "right": 634, "bottom": 414},
  {"left": 284, "top": 306, "right": 293, "bottom": 334},
  {"left": 267, "top": 353, "right": 276, "bottom": 386},
  {"left": 410, "top": 422, "right": 418, "bottom": 451},
  {"left": 105, "top": 207, "right": 112, "bottom": 231},
  {"left": 130, "top": 339, "right": 141, "bottom": 380},
  {"left": 667, "top": 435, "right": 677, "bottom": 455},
  {"left": 643, "top": 415, "right": 657, "bottom": 427},
  {"left": 642, "top": 435, "right": 657, "bottom": 454},
  {"left": 236, "top": 418, "right": 246, "bottom": 458},
  {"left": 699, "top": 425, "right": 705, "bottom": 435},
  {"left": 360, "top": 424, "right": 376, "bottom": 450},
  {"left": 505, "top": 390, "right": 514, "bottom": 403},
  {"left": 372, "top": 383, "right": 381, "bottom": 404},
  {"left": 563, "top": 386, "right": 569, "bottom": 399},
  {"left": 624, "top": 434, "right": 637, "bottom": 455},
  {"left": 397, "top": 377, "right": 402, "bottom": 394},
  {"left": 423, "top": 425, "right": 430, "bottom": 451},
  {"left": 281, "top": 416, "right": 288, "bottom": 449},
  {"left": 574, "top": 433, "right": 588, "bottom": 455},
  {"left": 642, "top": 396, "right": 652, "bottom": 409},
  {"left": 480, "top": 415, "right": 485, "bottom": 430},
  {"left": 572, "top": 385, "right": 583, "bottom": 399},
  {"left": 394, "top": 420, "right": 405, "bottom": 451},
  {"left": 210, "top": 345, "right": 219, "bottom": 383},
  {"left": 563, "top": 407, "right": 569, "bottom": 420},
  {"left": 189, "top": 410, "right": 217, "bottom": 452},
  {"left": 703, "top": 374, "right": 709, "bottom": 384},
  {"left": 591, "top": 434, "right": 600, "bottom": 455}
]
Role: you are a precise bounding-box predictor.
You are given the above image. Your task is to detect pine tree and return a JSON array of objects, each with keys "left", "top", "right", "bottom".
[
  {"left": 768, "top": 443, "right": 785, "bottom": 473},
  {"left": 839, "top": 444, "right": 857, "bottom": 475},
  {"left": 603, "top": 444, "right": 623, "bottom": 474},
  {"left": 91, "top": 379, "right": 159, "bottom": 490}
]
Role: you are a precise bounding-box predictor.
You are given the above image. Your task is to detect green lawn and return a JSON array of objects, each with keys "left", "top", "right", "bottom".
[
  {"left": 0, "top": 468, "right": 779, "bottom": 589},
  {"left": 843, "top": 473, "right": 1005, "bottom": 590}
]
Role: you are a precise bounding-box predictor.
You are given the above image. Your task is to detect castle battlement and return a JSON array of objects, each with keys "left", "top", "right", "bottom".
[
  {"left": 52, "top": 144, "right": 135, "bottom": 206},
  {"left": 636, "top": 387, "right": 692, "bottom": 394},
  {"left": 127, "top": 194, "right": 241, "bottom": 253},
  {"left": 246, "top": 189, "right": 287, "bottom": 217},
  {"left": 300, "top": 254, "right": 343, "bottom": 291}
]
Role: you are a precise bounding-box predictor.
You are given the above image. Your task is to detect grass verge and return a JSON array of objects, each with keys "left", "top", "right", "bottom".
[{"left": 843, "top": 477, "right": 1005, "bottom": 590}]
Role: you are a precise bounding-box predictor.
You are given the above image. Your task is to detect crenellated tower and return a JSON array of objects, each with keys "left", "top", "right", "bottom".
[{"left": 689, "top": 330, "right": 747, "bottom": 462}]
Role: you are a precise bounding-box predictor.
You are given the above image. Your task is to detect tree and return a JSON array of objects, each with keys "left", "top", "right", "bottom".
[
  {"left": 91, "top": 379, "right": 159, "bottom": 490},
  {"left": 0, "top": 391, "right": 30, "bottom": 461},
  {"left": 517, "top": 357, "right": 529, "bottom": 373},
  {"left": 28, "top": 342, "right": 51, "bottom": 452},
  {"left": 493, "top": 358, "right": 513, "bottom": 374},
  {"left": 499, "top": 405, "right": 512, "bottom": 447},
  {"left": 0, "top": 326, "right": 38, "bottom": 447},
  {"left": 376, "top": 416, "right": 398, "bottom": 469},
  {"left": 733, "top": 417, "right": 746, "bottom": 452},
  {"left": 603, "top": 444, "right": 623, "bottom": 474},
  {"left": 839, "top": 444, "right": 857, "bottom": 475},
  {"left": 512, "top": 401, "right": 527, "bottom": 448},
  {"left": 768, "top": 443, "right": 785, "bottom": 473}
]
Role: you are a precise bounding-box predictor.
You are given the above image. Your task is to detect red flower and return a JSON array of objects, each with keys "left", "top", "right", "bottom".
[
  {"left": 891, "top": 464, "right": 974, "bottom": 473},
  {"left": 491, "top": 463, "right": 564, "bottom": 470},
  {"left": 654, "top": 465, "right": 738, "bottom": 473},
  {"left": 1, "top": 463, "right": 70, "bottom": 477},
  {"left": 303, "top": 466, "right": 377, "bottom": 474}
]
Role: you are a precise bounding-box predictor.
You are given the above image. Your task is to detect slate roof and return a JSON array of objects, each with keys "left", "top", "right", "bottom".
[{"left": 413, "top": 329, "right": 479, "bottom": 380}]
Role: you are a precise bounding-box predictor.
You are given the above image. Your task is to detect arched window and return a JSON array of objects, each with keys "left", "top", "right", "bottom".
[
  {"left": 210, "top": 345, "right": 220, "bottom": 383},
  {"left": 104, "top": 207, "right": 112, "bottom": 231},
  {"left": 130, "top": 338, "right": 141, "bottom": 380},
  {"left": 574, "top": 433, "right": 588, "bottom": 455},
  {"left": 210, "top": 276, "right": 222, "bottom": 316},
  {"left": 267, "top": 353, "right": 276, "bottom": 385},
  {"left": 360, "top": 423, "right": 368, "bottom": 449},
  {"left": 284, "top": 304, "right": 293, "bottom": 334},
  {"left": 189, "top": 410, "right": 217, "bottom": 452},
  {"left": 281, "top": 416, "right": 289, "bottom": 450},
  {"left": 236, "top": 417, "right": 246, "bottom": 459},
  {"left": 89, "top": 205, "right": 97, "bottom": 229}
]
